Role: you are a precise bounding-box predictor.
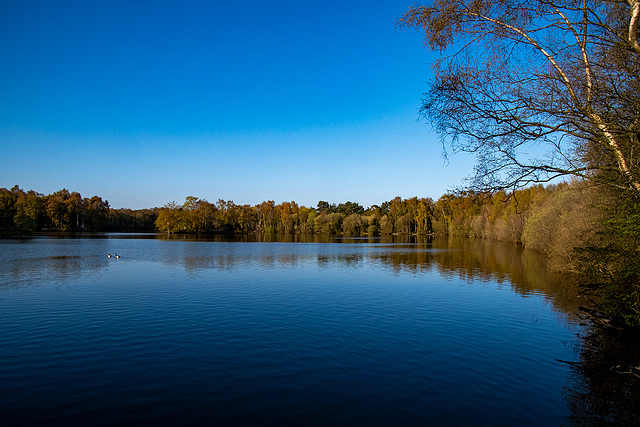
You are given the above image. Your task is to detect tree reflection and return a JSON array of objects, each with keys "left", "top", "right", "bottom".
[
  {"left": 167, "top": 234, "right": 640, "bottom": 423},
  {"left": 0, "top": 243, "right": 108, "bottom": 290},
  {"left": 3, "top": 234, "right": 639, "bottom": 422},
  {"left": 564, "top": 326, "right": 640, "bottom": 424},
  {"left": 165, "top": 234, "right": 640, "bottom": 423},
  {"left": 162, "top": 234, "right": 583, "bottom": 324}
]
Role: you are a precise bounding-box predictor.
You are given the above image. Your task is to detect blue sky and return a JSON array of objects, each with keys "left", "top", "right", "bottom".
[{"left": 0, "top": 0, "right": 475, "bottom": 209}]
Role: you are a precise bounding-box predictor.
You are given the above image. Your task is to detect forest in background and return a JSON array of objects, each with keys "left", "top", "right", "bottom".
[
  {"left": 0, "top": 186, "right": 157, "bottom": 234},
  {"left": 1, "top": 181, "right": 638, "bottom": 324},
  {"left": 0, "top": 181, "right": 611, "bottom": 256},
  {"left": 0, "top": 185, "right": 433, "bottom": 236}
]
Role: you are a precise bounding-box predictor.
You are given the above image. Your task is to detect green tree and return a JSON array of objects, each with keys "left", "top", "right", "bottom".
[
  {"left": 336, "top": 201, "right": 364, "bottom": 216},
  {"left": 314, "top": 212, "right": 329, "bottom": 234},
  {"left": 366, "top": 216, "right": 381, "bottom": 236},
  {"left": 326, "top": 213, "right": 345, "bottom": 235},
  {"left": 0, "top": 187, "right": 19, "bottom": 233},
  {"left": 316, "top": 201, "right": 332, "bottom": 212},
  {"left": 66, "top": 191, "right": 83, "bottom": 231},
  {"left": 297, "top": 206, "right": 315, "bottom": 234},
  {"left": 342, "top": 213, "right": 364, "bottom": 236},
  {"left": 380, "top": 214, "right": 394, "bottom": 235},
  {"left": 306, "top": 209, "right": 317, "bottom": 233},
  {"left": 83, "top": 196, "right": 109, "bottom": 231},
  {"left": 395, "top": 212, "right": 415, "bottom": 235},
  {"left": 14, "top": 190, "right": 42, "bottom": 234}
]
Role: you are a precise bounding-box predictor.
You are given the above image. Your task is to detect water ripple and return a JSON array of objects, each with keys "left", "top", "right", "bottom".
[{"left": 0, "top": 238, "right": 585, "bottom": 425}]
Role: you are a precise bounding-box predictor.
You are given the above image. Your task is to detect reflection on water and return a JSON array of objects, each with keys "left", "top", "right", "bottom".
[
  {"left": 0, "top": 234, "right": 638, "bottom": 425},
  {"left": 1, "top": 239, "right": 109, "bottom": 290},
  {"left": 1, "top": 234, "right": 582, "bottom": 320},
  {"left": 563, "top": 322, "right": 640, "bottom": 424}
]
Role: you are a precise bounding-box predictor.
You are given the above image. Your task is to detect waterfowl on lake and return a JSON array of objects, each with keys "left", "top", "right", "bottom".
[
  {"left": 115, "top": 254, "right": 120, "bottom": 259},
  {"left": 108, "top": 253, "right": 111, "bottom": 258}
]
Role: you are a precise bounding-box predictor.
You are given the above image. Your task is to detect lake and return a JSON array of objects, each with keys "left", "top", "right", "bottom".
[{"left": 0, "top": 234, "right": 638, "bottom": 425}]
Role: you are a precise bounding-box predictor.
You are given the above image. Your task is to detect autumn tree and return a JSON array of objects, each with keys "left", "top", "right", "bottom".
[
  {"left": 276, "top": 201, "right": 298, "bottom": 233},
  {"left": 256, "top": 200, "right": 278, "bottom": 233},
  {"left": 343, "top": 213, "right": 365, "bottom": 236},
  {"left": 236, "top": 205, "right": 257, "bottom": 233},
  {"left": 182, "top": 196, "right": 220, "bottom": 233},
  {"left": 155, "top": 201, "right": 185, "bottom": 233},
  {"left": 398, "top": 0, "right": 640, "bottom": 195},
  {"left": 45, "top": 189, "right": 72, "bottom": 230},
  {"left": 326, "top": 213, "right": 345, "bottom": 235},
  {"left": 214, "top": 199, "right": 237, "bottom": 232},
  {"left": 415, "top": 197, "right": 434, "bottom": 234}
]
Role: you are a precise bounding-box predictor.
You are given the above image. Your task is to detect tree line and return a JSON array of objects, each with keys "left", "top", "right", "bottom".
[
  {"left": 0, "top": 186, "right": 157, "bottom": 234},
  {"left": 0, "top": 182, "right": 589, "bottom": 243},
  {"left": 2, "top": 182, "right": 639, "bottom": 324},
  {"left": 154, "top": 196, "right": 436, "bottom": 236},
  {"left": 156, "top": 183, "right": 629, "bottom": 322},
  {"left": 0, "top": 182, "right": 614, "bottom": 242},
  {"left": 0, "top": 185, "right": 435, "bottom": 236}
]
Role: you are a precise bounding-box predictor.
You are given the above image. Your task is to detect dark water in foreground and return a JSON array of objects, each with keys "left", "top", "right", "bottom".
[{"left": 0, "top": 234, "right": 638, "bottom": 425}]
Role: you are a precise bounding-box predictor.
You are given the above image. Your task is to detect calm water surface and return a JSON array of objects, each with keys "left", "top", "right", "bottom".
[{"left": 0, "top": 234, "right": 632, "bottom": 425}]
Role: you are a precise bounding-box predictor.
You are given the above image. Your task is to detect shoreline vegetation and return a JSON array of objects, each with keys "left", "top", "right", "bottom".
[
  {"left": 0, "top": 182, "right": 601, "bottom": 240},
  {"left": 1, "top": 182, "right": 639, "bottom": 326}
]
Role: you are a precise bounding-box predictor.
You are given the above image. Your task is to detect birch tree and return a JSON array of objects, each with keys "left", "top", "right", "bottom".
[{"left": 398, "top": 0, "right": 640, "bottom": 195}]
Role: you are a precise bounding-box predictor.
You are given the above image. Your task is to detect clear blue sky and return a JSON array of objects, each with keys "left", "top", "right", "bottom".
[{"left": 0, "top": 0, "right": 475, "bottom": 209}]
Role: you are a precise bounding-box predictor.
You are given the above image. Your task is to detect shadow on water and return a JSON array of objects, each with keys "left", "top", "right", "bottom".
[{"left": 562, "top": 324, "right": 640, "bottom": 425}]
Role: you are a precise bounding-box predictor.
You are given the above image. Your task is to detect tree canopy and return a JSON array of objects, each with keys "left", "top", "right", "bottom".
[{"left": 398, "top": 0, "right": 640, "bottom": 195}]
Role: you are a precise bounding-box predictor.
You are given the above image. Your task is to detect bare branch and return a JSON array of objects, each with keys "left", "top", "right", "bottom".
[{"left": 398, "top": 0, "right": 640, "bottom": 196}]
